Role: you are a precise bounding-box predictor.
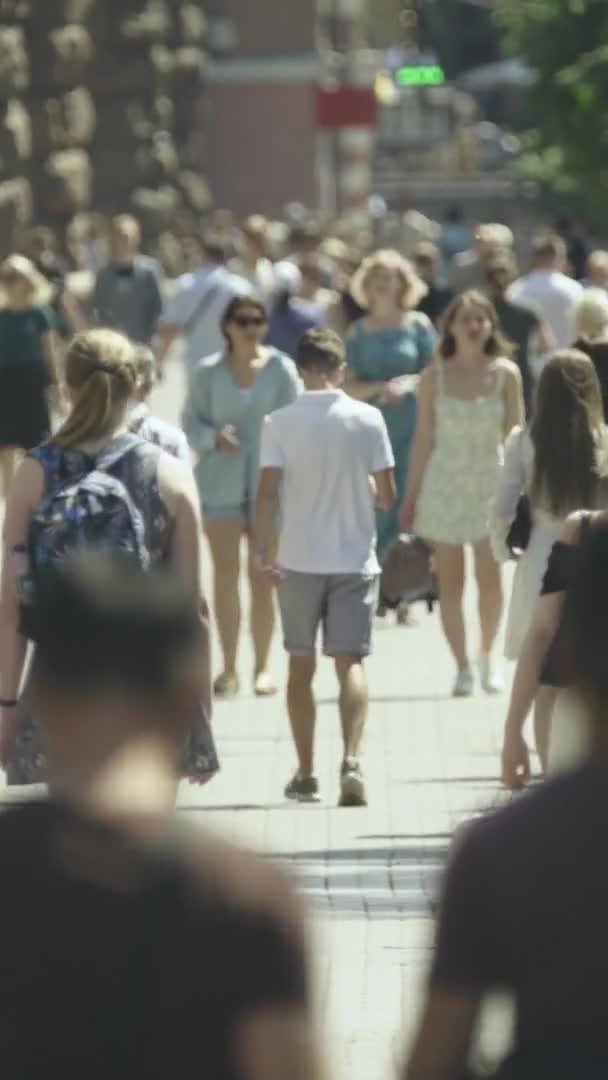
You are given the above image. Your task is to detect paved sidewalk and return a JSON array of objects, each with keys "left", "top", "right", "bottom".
[{"left": 177, "top": 585, "right": 517, "bottom": 1080}]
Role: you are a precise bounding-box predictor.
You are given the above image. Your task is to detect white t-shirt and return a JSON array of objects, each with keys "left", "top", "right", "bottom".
[
  {"left": 260, "top": 390, "right": 395, "bottom": 575},
  {"left": 508, "top": 270, "right": 583, "bottom": 349}
]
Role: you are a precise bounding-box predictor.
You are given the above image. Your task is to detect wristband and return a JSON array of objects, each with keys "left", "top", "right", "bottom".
[{"left": 0, "top": 698, "right": 18, "bottom": 708}]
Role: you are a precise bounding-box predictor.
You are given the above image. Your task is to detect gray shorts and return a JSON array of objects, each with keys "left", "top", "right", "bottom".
[{"left": 278, "top": 571, "right": 378, "bottom": 657}]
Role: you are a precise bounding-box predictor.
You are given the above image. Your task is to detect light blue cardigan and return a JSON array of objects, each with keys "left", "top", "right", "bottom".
[{"left": 182, "top": 349, "right": 300, "bottom": 520}]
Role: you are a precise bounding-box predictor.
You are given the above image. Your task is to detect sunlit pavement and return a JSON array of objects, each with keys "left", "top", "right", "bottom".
[{"left": 2, "top": 356, "right": 518, "bottom": 1079}]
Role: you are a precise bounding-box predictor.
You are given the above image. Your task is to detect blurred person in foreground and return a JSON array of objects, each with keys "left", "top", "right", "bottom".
[
  {"left": 92, "top": 215, "right": 163, "bottom": 346},
  {"left": 508, "top": 232, "right": 583, "bottom": 352},
  {"left": 158, "top": 232, "right": 249, "bottom": 373},
  {"left": 483, "top": 253, "right": 553, "bottom": 416},
  {"left": 404, "top": 513, "right": 608, "bottom": 1080},
  {"left": 0, "top": 555, "right": 320, "bottom": 1080},
  {"left": 0, "top": 328, "right": 217, "bottom": 785}
]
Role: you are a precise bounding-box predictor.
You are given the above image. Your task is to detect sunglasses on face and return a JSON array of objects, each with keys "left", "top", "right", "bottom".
[{"left": 233, "top": 315, "right": 267, "bottom": 328}]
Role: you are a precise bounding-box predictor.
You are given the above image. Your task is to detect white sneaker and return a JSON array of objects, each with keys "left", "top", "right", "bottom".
[
  {"left": 480, "top": 653, "right": 504, "bottom": 695},
  {"left": 453, "top": 667, "right": 474, "bottom": 697}
]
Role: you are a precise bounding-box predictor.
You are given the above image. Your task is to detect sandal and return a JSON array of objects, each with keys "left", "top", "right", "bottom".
[{"left": 213, "top": 672, "right": 240, "bottom": 697}]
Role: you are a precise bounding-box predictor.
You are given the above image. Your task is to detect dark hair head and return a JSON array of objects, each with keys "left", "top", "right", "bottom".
[
  {"left": 438, "top": 290, "right": 514, "bottom": 359},
  {"left": 220, "top": 294, "right": 268, "bottom": 348},
  {"left": 560, "top": 512, "right": 608, "bottom": 707},
  {"left": 29, "top": 555, "right": 203, "bottom": 702},
  {"left": 297, "top": 328, "right": 345, "bottom": 373},
  {"left": 530, "top": 349, "right": 604, "bottom": 517}
]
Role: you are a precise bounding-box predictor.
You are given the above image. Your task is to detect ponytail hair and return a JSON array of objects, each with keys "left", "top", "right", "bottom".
[{"left": 54, "top": 329, "right": 137, "bottom": 449}]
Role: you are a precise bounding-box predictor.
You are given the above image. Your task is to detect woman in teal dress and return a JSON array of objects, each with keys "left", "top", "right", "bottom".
[{"left": 346, "top": 249, "right": 437, "bottom": 561}]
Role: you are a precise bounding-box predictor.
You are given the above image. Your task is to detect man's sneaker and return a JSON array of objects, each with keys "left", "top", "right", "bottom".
[
  {"left": 339, "top": 758, "right": 367, "bottom": 807},
  {"left": 480, "top": 653, "right": 504, "bottom": 695},
  {"left": 284, "top": 771, "right": 321, "bottom": 803},
  {"left": 453, "top": 666, "right": 474, "bottom": 697}
]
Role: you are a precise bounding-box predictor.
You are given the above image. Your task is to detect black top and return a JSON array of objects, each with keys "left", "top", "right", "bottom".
[
  {"left": 416, "top": 284, "right": 454, "bottom": 326},
  {"left": 432, "top": 758, "right": 608, "bottom": 1064},
  {"left": 572, "top": 337, "right": 608, "bottom": 421},
  {"left": 0, "top": 800, "right": 307, "bottom": 1078},
  {"left": 493, "top": 296, "right": 539, "bottom": 415}
]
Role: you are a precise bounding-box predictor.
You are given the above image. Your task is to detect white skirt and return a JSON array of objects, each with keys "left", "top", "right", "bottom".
[{"left": 504, "top": 519, "right": 563, "bottom": 660}]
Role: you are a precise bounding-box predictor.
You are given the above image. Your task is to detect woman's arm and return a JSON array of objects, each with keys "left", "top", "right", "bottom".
[
  {"left": 181, "top": 363, "right": 218, "bottom": 458},
  {"left": 0, "top": 458, "right": 44, "bottom": 766},
  {"left": 489, "top": 426, "right": 526, "bottom": 563},
  {"left": 501, "top": 512, "right": 584, "bottom": 788},
  {"left": 502, "top": 360, "right": 525, "bottom": 437},
  {"left": 399, "top": 365, "right": 437, "bottom": 529},
  {"left": 160, "top": 457, "right": 211, "bottom": 752},
  {"left": 276, "top": 358, "right": 301, "bottom": 409}
]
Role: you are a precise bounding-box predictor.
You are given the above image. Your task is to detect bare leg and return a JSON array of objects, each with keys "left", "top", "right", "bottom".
[
  {"left": 205, "top": 518, "right": 243, "bottom": 686},
  {"left": 534, "top": 686, "right": 556, "bottom": 772},
  {"left": 247, "top": 534, "right": 277, "bottom": 694},
  {"left": 473, "top": 538, "right": 503, "bottom": 654},
  {"left": 435, "top": 543, "right": 468, "bottom": 667},
  {"left": 334, "top": 654, "right": 368, "bottom": 762},
  {"left": 287, "top": 654, "right": 317, "bottom": 775}
]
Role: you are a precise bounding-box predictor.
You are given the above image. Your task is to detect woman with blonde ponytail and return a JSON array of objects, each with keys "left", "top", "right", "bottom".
[{"left": 0, "top": 328, "right": 217, "bottom": 788}]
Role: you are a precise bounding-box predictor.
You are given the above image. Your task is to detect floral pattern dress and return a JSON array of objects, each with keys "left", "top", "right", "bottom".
[
  {"left": 8, "top": 435, "right": 219, "bottom": 786},
  {"left": 415, "top": 361, "right": 506, "bottom": 545}
]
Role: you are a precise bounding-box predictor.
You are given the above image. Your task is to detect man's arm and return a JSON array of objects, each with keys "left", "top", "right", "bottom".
[
  {"left": 374, "top": 468, "right": 396, "bottom": 510},
  {"left": 254, "top": 467, "right": 283, "bottom": 581}
]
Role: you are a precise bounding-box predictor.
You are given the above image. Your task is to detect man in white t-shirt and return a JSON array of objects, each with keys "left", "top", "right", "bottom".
[
  {"left": 508, "top": 232, "right": 583, "bottom": 353},
  {"left": 254, "top": 329, "right": 396, "bottom": 807}
]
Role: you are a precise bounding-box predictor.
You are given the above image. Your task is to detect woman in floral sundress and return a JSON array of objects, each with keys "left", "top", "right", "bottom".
[{"left": 400, "top": 291, "right": 524, "bottom": 697}]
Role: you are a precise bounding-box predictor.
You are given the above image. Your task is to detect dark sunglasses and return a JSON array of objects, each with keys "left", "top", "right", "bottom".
[{"left": 233, "top": 314, "right": 267, "bottom": 328}]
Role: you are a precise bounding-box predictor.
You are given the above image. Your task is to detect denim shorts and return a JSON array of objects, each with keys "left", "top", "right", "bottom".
[{"left": 278, "top": 571, "right": 378, "bottom": 657}]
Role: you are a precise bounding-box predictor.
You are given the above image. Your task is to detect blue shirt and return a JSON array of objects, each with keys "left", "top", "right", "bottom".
[{"left": 266, "top": 299, "right": 324, "bottom": 360}]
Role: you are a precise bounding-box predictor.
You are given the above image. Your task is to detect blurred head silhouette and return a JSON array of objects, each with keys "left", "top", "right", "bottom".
[{"left": 29, "top": 555, "right": 205, "bottom": 809}]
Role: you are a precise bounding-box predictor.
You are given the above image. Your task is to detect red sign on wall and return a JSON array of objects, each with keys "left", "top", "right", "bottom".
[{"left": 317, "top": 86, "right": 377, "bottom": 129}]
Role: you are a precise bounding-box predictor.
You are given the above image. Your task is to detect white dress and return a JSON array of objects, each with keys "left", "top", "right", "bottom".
[
  {"left": 415, "top": 360, "right": 505, "bottom": 545},
  {"left": 490, "top": 426, "right": 564, "bottom": 661}
]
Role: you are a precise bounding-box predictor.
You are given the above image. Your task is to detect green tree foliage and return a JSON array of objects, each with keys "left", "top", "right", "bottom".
[{"left": 498, "top": 0, "right": 608, "bottom": 211}]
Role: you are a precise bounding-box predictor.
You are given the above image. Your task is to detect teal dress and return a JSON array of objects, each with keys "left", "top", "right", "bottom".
[
  {"left": 182, "top": 349, "right": 300, "bottom": 522},
  {"left": 347, "top": 313, "right": 437, "bottom": 556}
]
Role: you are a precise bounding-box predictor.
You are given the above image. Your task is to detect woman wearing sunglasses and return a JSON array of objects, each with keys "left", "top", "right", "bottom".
[{"left": 182, "top": 294, "right": 300, "bottom": 698}]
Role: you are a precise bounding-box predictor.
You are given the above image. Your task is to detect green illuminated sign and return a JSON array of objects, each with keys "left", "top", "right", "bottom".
[{"left": 395, "top": 64, "right": 445, "bottom": 87}]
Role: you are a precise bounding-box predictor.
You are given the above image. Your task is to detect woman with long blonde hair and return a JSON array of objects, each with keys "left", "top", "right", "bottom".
[
  {"left": 0, "top": 254, "right": 61, "bottom": 496},
  {"left": 0, "top": 327, "right": 217, "bottom": 788}
]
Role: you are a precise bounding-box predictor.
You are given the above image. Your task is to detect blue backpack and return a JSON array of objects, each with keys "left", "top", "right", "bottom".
[{"left": 27, "top": 436, "right": 154, "bottom": 597}]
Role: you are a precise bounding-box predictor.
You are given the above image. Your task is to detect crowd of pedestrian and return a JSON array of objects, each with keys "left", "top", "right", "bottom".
[{"left": 1, "top": 201, "right": 608, "bottom": 1075}]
